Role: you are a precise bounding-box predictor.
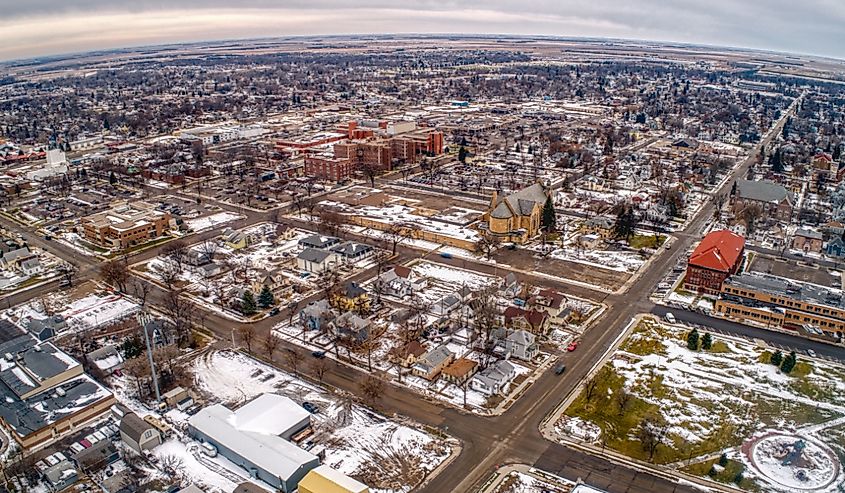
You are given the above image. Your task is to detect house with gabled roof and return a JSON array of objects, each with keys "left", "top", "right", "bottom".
[
  {"left": 502, "top": 306, "right": 550, "bottom": 335},
  {"left": 412, "top": 344, "right": 454, "bottom": 381},
  {"left": 684, "top": 229, "right": 745, "bottom": 294},
  {"left": 471, "top": 360, "right": 516, "bottom": 396},
  {"left": 482, "top": 182, "right": 551, "bottom": 244},
  {"left": 375, "top": 265, "right": 427, "bottom": 298}
]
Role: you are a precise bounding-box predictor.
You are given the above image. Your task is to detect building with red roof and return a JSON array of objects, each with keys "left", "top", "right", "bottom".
[{"left": 684, "top": 229, "right": 746, "bottom": 294}]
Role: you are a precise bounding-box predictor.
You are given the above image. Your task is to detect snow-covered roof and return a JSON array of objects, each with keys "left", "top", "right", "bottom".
[
  {"left": 231, "top": 393, "right": 311, "bottom": 437},
  {"left": 188, "top": 396, "right": 317, "bottom": 481}
]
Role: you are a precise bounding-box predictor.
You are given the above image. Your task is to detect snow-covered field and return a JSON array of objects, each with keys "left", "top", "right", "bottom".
[
  {"left": 410, "top": 261, "right": 498, "bottom": 305},
  {"left": 560, "top": 317, "right": 845, "bottom": 492},
  {"left": 185, "top": 212, "right": 243, "bottom": 232},
  {"left": 541, "top": 245, "right": 647, "bottom": 273},
  {"left": 190, "top": 350, "right": 454, "bottom": 493}
]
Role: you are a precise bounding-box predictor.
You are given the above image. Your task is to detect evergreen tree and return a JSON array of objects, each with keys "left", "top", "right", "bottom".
[
  {"left": 770, "top": 350, "right": 784, "bottom": 367},
  {"left": 718, "top": 453, "right": 729, "bottom": 467},
  {"left": 780, "top": 351, "right": 797, "bottom": 374},
  {"left": 771, "top": 149, "right": 784, "bottom": 173},
  {"left": 541, "top": 196, "right": 557, "bottom": 232},
  {"left": 109, "top": 171, "right": 117, "bottom": 185},
  {"left": 458, "top": 146, "right": 468, "bottom": 163},
  {"left": 687, "top": 328, "right": 700, "bottom": 351},
  {"left": 613, "top": 205, "right": 639, "bottom": 242},
  {"left": 258, "top": 285, "right": 275, "bottom": 309},
  {"left": 241, "top": 291, "right": 257, "bottom": 315},
  {"left": 701, "top": 332, "right": 712, "bottom": 350}
]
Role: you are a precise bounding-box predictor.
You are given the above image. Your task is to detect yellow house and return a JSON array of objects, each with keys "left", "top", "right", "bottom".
[
  {"left": 482, "top": 182, "right": 550, "bottom": 244},
  {"left": 298, "top": 465, "right": 370, "bottom": 493},
  {"left": 330, "top": 281, "right": 371, "bottom": 313}
]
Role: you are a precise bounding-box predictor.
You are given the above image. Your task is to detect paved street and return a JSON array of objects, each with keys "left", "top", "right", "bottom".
[{"left": 0, "top": 95, "right": 818, "bottom": 493}]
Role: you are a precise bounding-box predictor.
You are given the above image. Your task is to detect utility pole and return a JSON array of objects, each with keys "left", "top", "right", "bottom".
[{"left": 136, "top": 311, "right": 161, "bottom": 403}]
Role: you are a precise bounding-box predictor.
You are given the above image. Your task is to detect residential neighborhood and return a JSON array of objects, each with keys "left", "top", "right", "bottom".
[{"left": 1, "top": 31, "right": 844, "bottom": 493}]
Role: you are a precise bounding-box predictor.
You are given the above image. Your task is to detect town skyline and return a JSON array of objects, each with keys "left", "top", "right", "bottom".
[{"left": 2, "top": 1, "right": 845, "bottom": 61}]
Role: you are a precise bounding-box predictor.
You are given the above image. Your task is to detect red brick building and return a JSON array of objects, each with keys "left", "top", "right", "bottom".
[
  {"left": 304, "top": 156, "right": 354, "bottom": 182},
  {"left": 684, "top": 230, "right": 746, "bottom": 294}
]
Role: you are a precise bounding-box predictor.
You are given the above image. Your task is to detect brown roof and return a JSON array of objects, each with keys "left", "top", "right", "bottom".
[
  {"left": 537, "top": 289, "right": 565, "bottom": 309},
  {"left": 391, "top": 340, "right": 426, "bottom": 359},
  {"left": 442, "top": 358, "right": 478, "bottom": 378},
  {"left": 504, "top": 306, "right": 549, "bottom": 328},
  {"left": 393, "top": 265, "right": 412, "bottom": 279}
]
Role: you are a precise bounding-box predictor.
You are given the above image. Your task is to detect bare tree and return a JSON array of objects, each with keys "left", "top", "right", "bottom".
[
  {"left": 197, "top": 240, "right": 219, "bottom": 262},
  {"left": 131, "top": 280, "right": 151, "bottom": 306},
  {"left": 616, "top": 388, "right": 633, "bottom": 415},
  {"left": 361, "top": 162, "right": 379, "bottom": 188},
  {"left": 381, "top": 222, "right": 418, "bottom": 255},
  {"left": 238, "top": 326, "right": 255, "bottom": 353},
  {"left": 360, "top": 375, "right": 385, "bottom": 405},
  {"left": 100, "top": 258, "right": 129, "bottom": 292},
  {"left": 318, "top": 210, "right": 345, "bottom": 237},
  {"left": 57, "top": 262, "right": 79, "bottom": 287},
  {"left": 475, "top": 235, "right": 501, "bottom": 259},
  {"left": 285, "top": 348, "right": 302, "bottom": 376},
  {"left": 263, "top": 333, "right": 280, "bottom": 361},
  {"left": 584, "top": 372, "right": 602, "bottom": 402},
  {"left": 162, "top": 289, "right": 192, "bottom": 347},
  {"left": 162, "top": 239, "right": 189, "bottom": 271},
  {"left": 637, "top": 413, "right": 670, "bottom": 462},
  {"left": 153, "top": 261, "right": 181, "bottom": 290},
  {"left": 311, "top": 358, "right": 329, "bottom": 383}
]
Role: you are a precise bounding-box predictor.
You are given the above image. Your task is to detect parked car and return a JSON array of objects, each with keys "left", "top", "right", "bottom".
[
  {"left": 311, "top": 351, "right": 326, "bottom": 359},
  {"left": 665, "top": 312, "right": 677, "bottom": 324},
  {"left": 807, "top": 349, "right": 817, "bottom": 357},
  {"left": 302, "top": 402, "right": 319, "bottom": 414},
  {"left": 269, "top": 307, "right": 280, "bottom": 316},
  {"left": 566, "top": 341, "right": 578, "bottom": 352}
]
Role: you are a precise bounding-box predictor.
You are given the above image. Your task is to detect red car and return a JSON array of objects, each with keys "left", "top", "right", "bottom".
[{"left": 566, "top": 341, "right": 579, "bottom": 352}]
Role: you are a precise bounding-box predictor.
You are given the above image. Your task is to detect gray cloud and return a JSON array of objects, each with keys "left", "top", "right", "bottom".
[{"left": 0, "top": 1, "right": 843, "bottom": 60}]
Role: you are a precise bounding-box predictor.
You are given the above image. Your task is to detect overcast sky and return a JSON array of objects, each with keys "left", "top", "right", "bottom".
[{"left": 1, "top": 0, "right": 844, "bottom": 61}]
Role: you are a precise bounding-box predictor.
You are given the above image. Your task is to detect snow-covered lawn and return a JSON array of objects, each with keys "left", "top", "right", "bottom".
[
  {"left": 185, "top": 212, "right": 243, "bottom": 232},
  {"left": 534, "top": 234, "right": 649, "bottom": 273},
  {"left": 559, "top": 317, "right": 845, "bottom": 471},
  {"left": 492, "top": 470, "right": 571, "bottom": 493},
  {"left": 190, "top": 350, "right": 454, "bottom": 493},
  {"left": 408, "top": 260, "right": 498, "bottom": 305}
]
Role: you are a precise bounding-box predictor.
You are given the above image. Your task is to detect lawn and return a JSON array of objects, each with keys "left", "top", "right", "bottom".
[
  {"left": 683, "top": 457, "right": 763, "bottom": 492},
  {"left": 629, "top": 234, "right": 667, "bottom": 249},
  {"left": 559, "top": 317, "right": 845, "bottom": 466}
]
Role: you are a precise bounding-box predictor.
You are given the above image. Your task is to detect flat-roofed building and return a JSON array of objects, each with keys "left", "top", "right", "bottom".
[
  {"left": 81, "top": 201, "right": 171, "bottom": 250},
  {"left": 298, "top": 465, "right": 370, "bottom": 493},
  {"left": 716, "top": 272, "right": 845, "bottom": 337},
  {"left": 188, "top": 393, "right": 318, "bottom": 492}
]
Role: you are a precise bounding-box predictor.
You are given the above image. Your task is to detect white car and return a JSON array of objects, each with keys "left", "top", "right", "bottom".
[{"left": 807, "top": 349, "right": 817, "bottom": 357}]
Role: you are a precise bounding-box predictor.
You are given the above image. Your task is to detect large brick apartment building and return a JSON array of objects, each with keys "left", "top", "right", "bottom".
[
  {"left": 684, "top": 229, "right": 745, "bottom": 294},
  {"left": 81, "top": 201, "right": 172, "bottom": 250},
  {"left": 299, "top": 121, "right": 444, "bottom": 182}
]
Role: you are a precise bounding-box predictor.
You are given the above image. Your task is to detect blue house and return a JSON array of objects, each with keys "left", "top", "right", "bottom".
[
  {"left": 826, "top": 237, "right": 845, "bottom": 258},
  {"left": 298, "top": 300, "right": 335, "bottom": 332}
]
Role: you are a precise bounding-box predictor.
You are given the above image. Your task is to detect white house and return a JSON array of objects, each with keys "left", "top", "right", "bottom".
[{"left": 297, "top": 248, "right": 337, "bottom": 274}]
